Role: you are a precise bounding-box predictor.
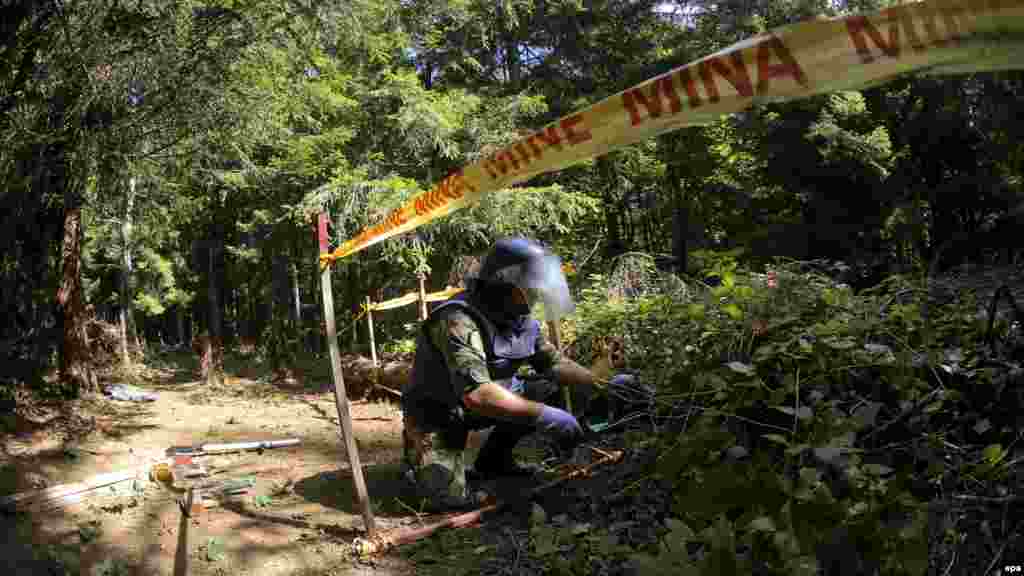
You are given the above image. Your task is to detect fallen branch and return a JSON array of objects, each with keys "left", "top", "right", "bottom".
[
  {"left": 953, "top": 494, "right": 1024, "bottom": 504},
  {"left": 350, "top": 448, "right": 624, "bottom": 557},
  {"left": 372, "top": 384, "right": 403, "bottom": 398},
  {"left": 863, "top": 388, "right": 943, "bottom": 443},
  {"left": 983, "top": 521, "right": 1020, "bottom": 576},
  {"left": 0, "top": 461, "right": 164, "bottom": 512}
]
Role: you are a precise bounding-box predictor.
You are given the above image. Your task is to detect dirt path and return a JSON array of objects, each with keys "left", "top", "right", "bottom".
[{"left": 1, "top": 363, "right": 477, "bottom": 576}]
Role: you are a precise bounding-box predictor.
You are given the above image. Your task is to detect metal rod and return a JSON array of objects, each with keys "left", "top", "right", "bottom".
[{"left": 197, "top": 438, "right": 300, "bottom": 454}]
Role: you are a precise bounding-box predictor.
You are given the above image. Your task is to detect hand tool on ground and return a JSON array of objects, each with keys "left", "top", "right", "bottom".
[{"left": 167, "top": 438, "right": 300, "bottom": 457}]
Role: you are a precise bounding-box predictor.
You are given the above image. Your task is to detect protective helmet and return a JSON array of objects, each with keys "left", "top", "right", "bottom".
[{"left": 469, "top": 237, "right": 574, "bottom": 323}]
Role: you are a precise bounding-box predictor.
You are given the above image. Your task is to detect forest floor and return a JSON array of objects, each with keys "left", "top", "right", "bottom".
[
  {"left": 1, "top": 349, "right": 595, "bottom": 576},
  {"left": 6, "top": 264, "right": 1022, "bottom": 576}
]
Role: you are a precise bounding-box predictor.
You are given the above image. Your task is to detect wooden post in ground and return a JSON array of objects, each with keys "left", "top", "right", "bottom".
[
  {"left": 418, "top": 272, "right": 428, "bottom": 321},
  {"left": 365, "top": 295, "right": 378, "bottom": 368},
  {"left": 318, "top": 213, "right": 376, "bottom": 538},
  {"left": 173, "top": 487, "right": 194, "bottom": 576},
  {"left": 547, "top": 319, "right": 572, "bottom": 414}
]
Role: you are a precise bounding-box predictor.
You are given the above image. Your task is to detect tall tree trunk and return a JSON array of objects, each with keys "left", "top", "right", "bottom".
[
  {"left": 291, "top": 254, "right": 304, "bottom": 353},
  {"left": 669, "top": 167, "right": 689, "bottom": 274},
  {"left": 291, "top": 260, "right": 302, "bottom": 328},
  {"left": 267, "top": 243, "right": 292, "bottom": 374},
  {"left": 311, "top": 263, "right": 322, "bottom": 354},
  {"left": 176, "top": 306, "right": 185, "bottom": 347},
  {"left": 496, "top": 2, "right": 520, "bottom": 90},
  {"left": 208, "top": 241, "right": 221, "bottom": 341},
  {"left": 119, "top": 175, "right": 138, "bottom": 367},
  {"left": 599, "top": 158, "right": 623, "bottom": 256},
  {"left": 205, "top": 229, "right": 223, "bottom": 386},
  {"left": 57, "top": 205, "right": 94, "bottom": 393},
  {"left": 348, "top": 263, "right": 360, "bottom": 348}
]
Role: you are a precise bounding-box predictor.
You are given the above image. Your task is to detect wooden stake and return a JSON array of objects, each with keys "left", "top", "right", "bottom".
[
  {"left": 366, "top": 295, "right": 378, "bottom": 368},
  {"left": 173, "top": 487, "right": 194, "bottom": 576},
  {"left": 418, "top": 272, "right": 428, "bottom": 321},
  {"left": 547, "top": 319, "right": 572, "bottom": 414},
  {"left": 319, "top": 213, "right": 376, "bottom": 538}
]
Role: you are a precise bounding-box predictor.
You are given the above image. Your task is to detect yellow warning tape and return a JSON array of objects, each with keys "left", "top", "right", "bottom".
[
  {"left": 319, "top": 0, "right": 1024, "bottom": 266},
  {"left": 368, "top": 286, "right": 465, "bottom": 312}
]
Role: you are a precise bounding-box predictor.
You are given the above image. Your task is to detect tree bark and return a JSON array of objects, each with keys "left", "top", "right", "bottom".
[
  {"left": 291, "top": 259, "right": 302, "bottom": 329},
  {"left": 119, "top": 175, "right": 138, "bottom": 367},
  {"left": 205, "top": 229, "right": 223, "bottom": 386},
  {"left": 599, "top": 158, "right": 624, "bottom": 256},
  {"left": 176, "top": 306, "right": 185, "bottom": 347},
  {"left": 669, "top": 166, "right": 689, "bottom": 274},
  {"left": 348, "top": 262, "right": 360, "bottom": 347},
  {"left": 57, "top": 206, "right": 94, "bottom": 393}
]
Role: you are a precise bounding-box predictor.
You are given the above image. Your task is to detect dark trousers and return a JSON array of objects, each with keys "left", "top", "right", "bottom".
[{"left": 405, "top": 376, "right": 559, "bottom": 469}]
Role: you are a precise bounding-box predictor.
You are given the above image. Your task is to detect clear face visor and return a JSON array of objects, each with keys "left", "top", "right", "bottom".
[{"left": 509, "top": 253, "right": 574, "bottom": 322}]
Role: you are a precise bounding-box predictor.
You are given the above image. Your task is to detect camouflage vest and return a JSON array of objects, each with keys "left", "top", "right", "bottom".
[{"left": 405, "top": 293, "right": 540, "bottom": 411}]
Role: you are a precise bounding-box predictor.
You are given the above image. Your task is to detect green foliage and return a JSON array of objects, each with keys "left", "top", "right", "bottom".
[
  {"left": 205, "top": 537, "right": 226, "bottom": 562},
  {"left": 567, "top": 252, "right": 1016, "bottom": 574},
  {"left": 91, "top": 557, "right": 130, "bottom": 576}
]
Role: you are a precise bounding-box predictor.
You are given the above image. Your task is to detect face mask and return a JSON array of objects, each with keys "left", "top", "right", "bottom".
[{"left": 475, "top": 284, "right": 531, "bottom": 333}]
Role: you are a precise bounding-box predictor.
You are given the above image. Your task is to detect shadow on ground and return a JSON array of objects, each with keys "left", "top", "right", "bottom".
[{"left": 294, "top": 464, "right": 418, "bottom": 518}]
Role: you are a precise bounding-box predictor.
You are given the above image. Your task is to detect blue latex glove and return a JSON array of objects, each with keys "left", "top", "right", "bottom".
[
  {"left": 609, "top": 373, "right": 636, "bottom": 388},
  {"left": 535, "top": 405, "right": 584, "bottom": 449}
]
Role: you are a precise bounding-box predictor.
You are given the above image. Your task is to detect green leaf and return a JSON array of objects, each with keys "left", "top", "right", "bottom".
[
  {"left": 91, "top": 557, "right": 130, "bottom": 576},
  {"left": 762, "top": 433, "right": 790, "bottom": 446},
  {"left": 253, "top": 494, "right": 272, "bottom": 508},
  {"left": 785, "top": 444, "right": 811, "bottom": 456},
  {"left": 704, "top": 515, "right": 737, "bottom": 574},
  {"left": 863, "top": 463, "right": 894, "bottom": 476},
  {"left": 722, "top": 272, "right": 736, "bottom": 289},
  {"left": 78, "top": 522, "right": 101, "bottom": 543},
  {"left": 772, "top": 530, "right": 801, "bottom": 557},
  {"left": 665, "top": 518, "right": 696, "bottom": 540},
  {"left": 824, "top": 337, "right": 856, "bottom": 350},
  {"left": 853, "top": 402, "right": 883, "bottom": 429},
  {"left": 725, "top": 361, "right": 755, "bottom": 376},
  {"left": 775, "top": 405, "right": 813, "bottom": 420},
  {"left": 708, "top": 374, "right": 729, "bottom": 389},
  {"left": 785, "top": 555, "right": 820, "bottom": 576},
  {"left": 206, "top": 537, "right": 225, "bottom": 562},
  {"left": 571, "top": 523, "right": 592, "bottom": 536},
  {"left": 748, "top": 516, "right": 776, "bottom": 533},
  {"left": 722, "top": 303, "right": 743, "bottom": 320},
  {"left": 753, "top": 344, "right": 776, "bottom": 363},
  {"left": 532, "top": 526, "right": 558, "bottom": 556},
  {"left": 983, "top": 444, "right": 1006, "bottom": 465},
  {"left": 631, "top": 551, "right": 700, "bottom": 575}
]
